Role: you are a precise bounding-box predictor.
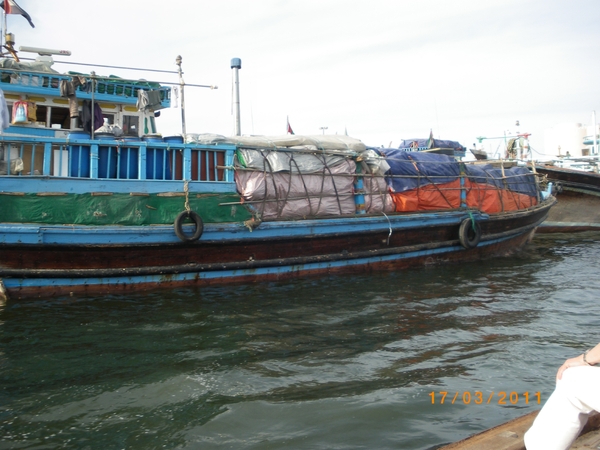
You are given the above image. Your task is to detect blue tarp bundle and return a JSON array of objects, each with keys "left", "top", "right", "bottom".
[
  {"left": 399, "top": 138, "right": 465, "bottom": 151},
  {"left": 383, "top": 149, "right": 459, "bottom": 192},
  {"left": 382, "top": 149, "right": 537, "bottom": 197},
  {"left": 464, "top": 164, "right": 537, "bottom": 197}
]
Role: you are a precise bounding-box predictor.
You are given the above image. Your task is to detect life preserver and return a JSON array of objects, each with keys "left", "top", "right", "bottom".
[
  {"left": 459, "top": 217, "right": 481, "bottom": 249},
  {"left": 174, "top": 210, "right": 204, "bottom": 242}
]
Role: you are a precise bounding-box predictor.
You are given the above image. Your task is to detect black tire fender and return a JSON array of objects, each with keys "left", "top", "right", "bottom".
[
  {"left": 174, "top": 210, "right": 204, "bottom": 242},
  {"left": 459, "top": 217, "right": 481, "bottom": 249}
]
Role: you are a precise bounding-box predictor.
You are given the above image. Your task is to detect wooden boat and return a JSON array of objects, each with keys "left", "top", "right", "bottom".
[
  {"left": 0, "top": 28, "right": 556, "bottom": 300},
  {"left": 474, "top": 128, "right": 600, "bottom": 233},
  {"left": 438, "top": 410, "right": 600, "bottom": 450},
  {"left": 470, "top": 148, "right": 488, "bottom": 160},
  {"left": 535, "top": 160, "right": 600, "bottom": 233},
  {"left": 399, "top": 137, "right": 467, "bottom": 159}
]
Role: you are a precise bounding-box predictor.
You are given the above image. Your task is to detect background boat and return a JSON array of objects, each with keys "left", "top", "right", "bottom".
[
  {"left": 534, "top": 161, "right": 600, "bottom": 233},
  {"left": 532, "top": 112, "right": 600, "bottom": 232},
  {"left": 473, "top": 124, "right": 600, "bottom": 234}
]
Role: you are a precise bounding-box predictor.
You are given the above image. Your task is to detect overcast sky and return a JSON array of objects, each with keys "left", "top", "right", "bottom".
[{"left": 5, "top": 0, "right": 600, "bottom": 157}]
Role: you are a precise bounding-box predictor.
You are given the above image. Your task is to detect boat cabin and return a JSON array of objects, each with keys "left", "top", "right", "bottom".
[
  {"left": 0, "top": 53, "right": 170, "bottom": 138},
  {"left": 0, "top": 49, "right": 229, "bottom": 183}
]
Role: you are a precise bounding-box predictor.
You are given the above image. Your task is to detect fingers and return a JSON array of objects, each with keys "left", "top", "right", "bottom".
[{"left": 557, "top": 364, "right": 566, "bottom": 380}]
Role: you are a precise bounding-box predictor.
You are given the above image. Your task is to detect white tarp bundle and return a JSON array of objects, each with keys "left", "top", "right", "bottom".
[
  {"left": 237, "top": 149, "right": 349, "bottom": 173},
  {"left": 226, "top": 134, "right": 367, "bottom": 153},
  {"left": 235, "top": 158, "right": 356, "bottom": 219},
  {"left": 185, "top": 133, "right": 228, "bottom": 145},
  {"left": 234, "top": 150, "right": 394, "bottom": 220},
  {"left": 363, "top": 175, "right": 395, "bottom": 213},
  {"left": 231, "top": 134, "right": 393, "bottom": 220}
]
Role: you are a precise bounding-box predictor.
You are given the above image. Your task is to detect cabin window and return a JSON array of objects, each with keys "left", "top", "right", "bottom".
[
  {"left": 102, "top": 114, "right": 115, "bottom": 125},
  {"left": 24, "top": 105, "right": 71, "bottom": 129},
  {"left": 123, "top": 115, "right": 139, "bottom": 136},
  {"left": 48, "top": 106, "right": 70, "bottom": 129}
]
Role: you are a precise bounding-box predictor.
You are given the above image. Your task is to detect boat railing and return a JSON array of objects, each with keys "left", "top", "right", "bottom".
[
  {"left": 0, "top": 65, "right": 171, "bottom": 106},
  {"left": 0, "top": 134, "right": 233, "bottom": 182}
]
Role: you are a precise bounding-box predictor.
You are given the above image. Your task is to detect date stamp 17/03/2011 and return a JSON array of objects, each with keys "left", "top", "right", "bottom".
[{"left": 429, "top": 391, "right": 541, "bottom": 405}]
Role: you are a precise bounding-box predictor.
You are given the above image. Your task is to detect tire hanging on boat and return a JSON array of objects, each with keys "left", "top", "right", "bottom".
[
  {"left": 174, "top": 210, "right": 204, "bottom": 242},
  {"left": 459, "top": 217, "right": 481, "bottom": 249}
]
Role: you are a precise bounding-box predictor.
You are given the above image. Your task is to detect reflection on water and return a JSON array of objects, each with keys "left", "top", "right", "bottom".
[{"left": 1, "top": 232, "right": 600, "bottom": 449}]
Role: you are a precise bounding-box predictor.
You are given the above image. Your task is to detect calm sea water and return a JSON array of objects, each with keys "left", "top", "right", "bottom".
[{"left": 2, "top": 232, "right": 600, "bottom": 450}]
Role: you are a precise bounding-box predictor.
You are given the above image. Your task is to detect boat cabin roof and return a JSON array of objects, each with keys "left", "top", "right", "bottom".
[
  {"left": 0, "top": 56, "right": 171, "bottom": 137},
  {"left": 0, "top": 57, "right": 171, "bottom": 107}
]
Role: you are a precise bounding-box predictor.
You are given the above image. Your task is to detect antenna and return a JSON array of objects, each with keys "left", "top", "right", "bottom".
[{"left": 19, "top": 46, "right": 71, "bottom": 56}]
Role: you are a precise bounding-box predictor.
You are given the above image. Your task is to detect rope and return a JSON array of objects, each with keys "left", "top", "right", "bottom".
[
  {"left": 323, "top": 156, "right": 343, "bottom": 215},
  {"left": 184, "top": 180, "right": 191, "bottom": 211},
  {"left": 468, "top": 211, "right": 476, "bottom": 232},
  {"left": 382, "top": 212, "right": 392, "bottom": 246},
  {"left": 407, "top": 154, "right": 455, "bottom": 209},
  {"left": 289, "top": 154, "right": 315, "bottom": 216}
]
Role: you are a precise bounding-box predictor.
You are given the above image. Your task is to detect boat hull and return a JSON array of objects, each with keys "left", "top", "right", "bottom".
[
  {"left": 439, "top": 410, "right": 600, "bottom": 450},
  {"left": 535, "top": 165, "right": 600, "bottom": 233},
  {"left": 0, "top": 199, "right": 554, "bottom": 299}
]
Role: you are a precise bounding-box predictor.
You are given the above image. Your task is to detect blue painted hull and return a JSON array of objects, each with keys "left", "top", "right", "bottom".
[{"left": 0, "top": 200, "right": 554, "bottom": 299}]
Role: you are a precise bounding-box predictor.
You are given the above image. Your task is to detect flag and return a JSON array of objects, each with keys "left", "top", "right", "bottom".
[
  {"left": 1, "top": 0, "right": 35, "bottom": 28},
  {"left": 427, "top": 129, "right": 434, "bottom": 149},
  {"left": 286, "top": 116, "right": 294, "bottom": 135}
]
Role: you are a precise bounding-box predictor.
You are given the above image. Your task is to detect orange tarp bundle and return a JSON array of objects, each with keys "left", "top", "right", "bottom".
[
  {"left": 466, "top": 181, "right": 537, "bottom": 213},
  {"left": 391, "top": 180, "right": 537, "bottom": 213}
]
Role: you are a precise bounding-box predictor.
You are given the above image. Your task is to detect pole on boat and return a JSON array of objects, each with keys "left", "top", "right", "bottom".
[
  {"left": 90, "top": 71, "right": 95, "bottom": 139},
  {"left": 231, "top": 58, "right": 242, "bottom": 136},
  {"left": 2, "top": 9, "right": 5, "bottom": 49},
  {"left": 176, "top": 55, "right": 186, "bottom": 137},
  {"left": 593, "top": 110, "right": 598, "bottom": 156}
]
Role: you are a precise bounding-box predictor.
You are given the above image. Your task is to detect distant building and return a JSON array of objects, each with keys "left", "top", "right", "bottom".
[{"left": 544, "top": 122, "right": 600, "bottom": 158}]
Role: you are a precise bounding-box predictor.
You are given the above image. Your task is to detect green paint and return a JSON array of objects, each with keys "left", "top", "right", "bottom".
[{"left": 0, "top": 192, "right": 251, "bottom": 225}]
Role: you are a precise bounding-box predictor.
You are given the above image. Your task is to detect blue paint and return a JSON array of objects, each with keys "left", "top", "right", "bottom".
[
  {"left": 118, "top": 147, "right": 139, "bottom": 179},
  {"left": 69, "top": 132, "right": 91, "bottom": 177},
  {"left": 0, "top": 211, "right": 489, "bottom": 245},
  {"left": 0, "top": 233, "right": 514, "bottom": 292},
  {"left": 354, "top": 163, "right": 366, "bottom": 214},
  {"left": 146, "top": 148, "right": 171, "bottom": 180},
  {"left": 98, "top": 145, "right": 118, "bottom": 178},
  {"left": 0, "top": 176, "right": 236, "bottom": 195},
  {"left": 0, "top": 134, "right": 236, "bottom": 186}
]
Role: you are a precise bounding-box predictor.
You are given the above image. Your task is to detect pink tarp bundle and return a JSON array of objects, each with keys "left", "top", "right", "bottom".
[
  {"left": 235, "top": 150, "right": 394, "bottom": 220},
  {"left": 236, "top": 169, "right": 356, "bottom": 219}
]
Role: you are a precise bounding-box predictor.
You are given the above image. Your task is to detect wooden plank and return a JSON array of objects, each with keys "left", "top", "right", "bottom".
[
  {"left": 438, "top": 411, "right": 537, "bottom": 450},
  {"left": 571, "top": 412, "right": 600, "bottom": 449},
  {"left": 439, "top": 410, "right": 600, "bottom": 450}
]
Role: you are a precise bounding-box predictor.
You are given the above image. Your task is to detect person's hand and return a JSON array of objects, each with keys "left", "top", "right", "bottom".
[{"left": 557, "top": 354, "right": 587, "bottom": 380}]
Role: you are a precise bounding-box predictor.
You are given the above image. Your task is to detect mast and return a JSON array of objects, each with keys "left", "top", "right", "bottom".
[
  {"left": 176, "top": 55, "right": 186, "bottom": 137},
  {"left": 231, "top": 57, "right": 242, "bottom": 136},
  {"left": 2, "top": 7, "right": 5, "bottom": 49},
  {"left": 593, "top": 110, "right": 598, "bottom": 156},
  {"left": 90, "top": 71, "right": 96, "bottom": 138}
]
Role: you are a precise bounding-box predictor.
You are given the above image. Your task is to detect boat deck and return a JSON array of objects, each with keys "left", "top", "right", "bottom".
[{"left": 438, "top": 410, "right": 600, "bottom": 450}]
